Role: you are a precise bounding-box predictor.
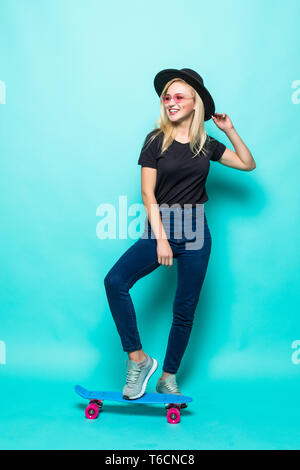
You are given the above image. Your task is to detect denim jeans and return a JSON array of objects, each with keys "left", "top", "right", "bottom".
[{"left": 104, "top": 204, "right": 212, "bottom": 374}]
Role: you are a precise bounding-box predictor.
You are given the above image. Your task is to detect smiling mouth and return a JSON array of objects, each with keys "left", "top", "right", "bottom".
[{"left": 169, "top": 109, "right": 180, "bottom": 115}]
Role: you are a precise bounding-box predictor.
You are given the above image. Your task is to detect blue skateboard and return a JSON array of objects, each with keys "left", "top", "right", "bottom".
[{"left": 75, "top": 385, "right": 192, "bottom": 424}]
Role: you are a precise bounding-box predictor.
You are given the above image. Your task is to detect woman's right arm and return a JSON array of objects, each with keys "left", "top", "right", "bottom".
[{"left": 140, "top": 167, "right": 173, "bottom": 267}]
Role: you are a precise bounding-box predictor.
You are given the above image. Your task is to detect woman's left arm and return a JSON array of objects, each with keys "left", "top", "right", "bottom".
[{"left": 211, "top": 113, "right": 256, "bottom": 171}]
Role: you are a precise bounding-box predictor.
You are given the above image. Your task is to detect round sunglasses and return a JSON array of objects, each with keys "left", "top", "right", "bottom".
[{"left": 161, "top": 93, "right": 194, "bottom": 104}]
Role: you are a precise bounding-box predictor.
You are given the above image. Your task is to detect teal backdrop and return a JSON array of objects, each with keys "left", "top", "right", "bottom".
[{"left": 0, "top": 0, "right": 299, "bottom": 450}]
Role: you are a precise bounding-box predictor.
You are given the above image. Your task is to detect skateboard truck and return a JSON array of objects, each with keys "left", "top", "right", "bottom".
[{"left": 85, "top": 399, "right": 181, "bottom": 424}]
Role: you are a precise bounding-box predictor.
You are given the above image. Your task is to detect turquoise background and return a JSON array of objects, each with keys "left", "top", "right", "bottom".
[{"left": 0, "top": 0, "right": 299, "bottom": 450}]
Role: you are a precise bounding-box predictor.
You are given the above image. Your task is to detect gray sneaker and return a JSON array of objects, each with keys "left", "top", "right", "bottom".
[
  {"left": 155, "top": 374, "right": 188, "bottom": 409},
  {"left": 123, "top": 354, "right": 158, "bottom": 400}
]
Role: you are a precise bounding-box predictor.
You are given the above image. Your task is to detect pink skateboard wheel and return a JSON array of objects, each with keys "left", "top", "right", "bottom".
[
  {"left": 167, "top": 407, "right": 180, "bottom": 424},
  {"left": 85, "top": 402, "right": 99, "bottom": 419}
]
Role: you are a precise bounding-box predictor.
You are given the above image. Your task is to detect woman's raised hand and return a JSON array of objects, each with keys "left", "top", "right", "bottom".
[{"left": 211, "top": 113, "right": 234, "bottom": 132}]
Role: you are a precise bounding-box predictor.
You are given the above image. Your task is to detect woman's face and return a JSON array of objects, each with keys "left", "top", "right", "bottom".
[{"left": 163, "top": 81, "right": 195, "bottom": 122}]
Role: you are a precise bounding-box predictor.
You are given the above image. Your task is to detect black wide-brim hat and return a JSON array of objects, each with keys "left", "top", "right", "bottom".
[{"left": 154, "top": 68, "right": 215, "bottom": 121}]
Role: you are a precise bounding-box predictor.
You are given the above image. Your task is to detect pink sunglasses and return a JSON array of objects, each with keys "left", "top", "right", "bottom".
[{"left": 161, "top": 93, "right": 194, "bottom": 104}]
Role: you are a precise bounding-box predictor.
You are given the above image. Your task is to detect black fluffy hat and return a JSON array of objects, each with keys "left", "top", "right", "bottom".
[{"left": 154, "top": 68, "right": 215, "bottom": 121}]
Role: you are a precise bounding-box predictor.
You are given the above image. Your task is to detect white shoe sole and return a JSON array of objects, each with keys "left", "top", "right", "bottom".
[{"left": 124, "top": 358, "right": 158, "bottom": 400}]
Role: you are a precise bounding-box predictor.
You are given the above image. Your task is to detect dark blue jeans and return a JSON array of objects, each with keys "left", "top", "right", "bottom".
[{"left": 104, "top": 205, "right": 212, "bottom": 374}]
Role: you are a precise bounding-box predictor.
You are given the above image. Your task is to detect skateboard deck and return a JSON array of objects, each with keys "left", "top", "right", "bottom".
[{"left": 75, "top": 385, "right": 192, "bottom": 424}]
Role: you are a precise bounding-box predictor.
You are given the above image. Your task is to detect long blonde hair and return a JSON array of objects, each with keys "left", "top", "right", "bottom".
[{"left": 145, "top": 78, "right": 212, "bottom": 158}]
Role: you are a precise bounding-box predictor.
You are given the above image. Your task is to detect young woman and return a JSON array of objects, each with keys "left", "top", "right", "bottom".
[{"left": 104, "top": 68, "right": 255, "bottom": 402}]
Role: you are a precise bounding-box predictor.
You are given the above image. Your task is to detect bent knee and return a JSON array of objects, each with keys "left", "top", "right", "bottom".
[{"left": 104, "top": 270, "right": 125, "bottom": 292}]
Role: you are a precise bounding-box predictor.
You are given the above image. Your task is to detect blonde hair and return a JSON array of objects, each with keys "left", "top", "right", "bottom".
[{"left": 146, "top": 78, "right": 212, "bottom": 158}]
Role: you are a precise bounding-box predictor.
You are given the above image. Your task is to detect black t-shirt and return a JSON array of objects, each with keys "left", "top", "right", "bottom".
[{"left": 138, "top": 130, "right": 226, "bottom": 207}]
